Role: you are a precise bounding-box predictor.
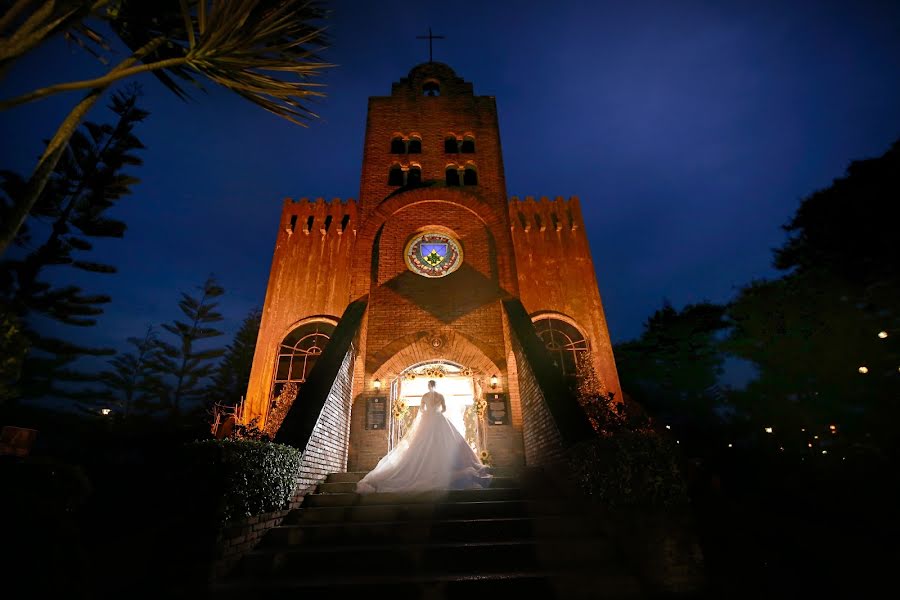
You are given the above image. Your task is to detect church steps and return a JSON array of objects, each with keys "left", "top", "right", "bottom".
[
  {"left": 215, "top": 568, "right": 643, "bottom": 599},
  {"left": 237, "top": 537, "right": 619, "bottom": 577},
  {"left": 317, "top": 476, "right": 519, "bottom": 493},
  {"left": 284, "top": 498, "right": 575, "bottom": 524},
  {"left": 323, "top": 469, "right": 521, "bottom": 484},
  {"left": 263, "top": 514, "right": 611, "bottom": 546},
  {"left": 220, "top": 469, "right": 646, "bottom": 599},
  {"left": 303, "top": 486, "right": 523, "bottom": 507}
]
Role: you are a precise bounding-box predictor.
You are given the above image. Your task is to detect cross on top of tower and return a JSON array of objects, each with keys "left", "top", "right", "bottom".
[{"left": 416, "top": 27, "right": 445, "bottom": 63}]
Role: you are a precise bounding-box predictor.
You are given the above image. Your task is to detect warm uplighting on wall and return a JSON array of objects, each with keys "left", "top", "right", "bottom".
[
  {"left": 373, "top": 378, "right": 381, "bottom": 391},
  {"left": 490, "top": 374, "right": 498, "bottom": 389},
  {"left": 100, "top": 408, "right": 112, "bottom": 416},
  {"left": 764, "top": 427, "right": 773, "bottom": 434},
  {"left": 878, "top": 331, "right": 888, "bottom": 339},
  {"left": 858, "top": 366, "right": 869, "bottom": 374}
]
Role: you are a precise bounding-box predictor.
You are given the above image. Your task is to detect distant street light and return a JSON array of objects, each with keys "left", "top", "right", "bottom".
[
  {"left": 764, "top": 427, "right": 773, "bottom": 434},
  {"left": 878, "top": 331, "right": 888, "bottom": 339},
  {"left": 100, "top": 408, "right": 112, "bottom": 416},
  {"left": 858, "top": 366, "right": 869, "bottom": 374}
]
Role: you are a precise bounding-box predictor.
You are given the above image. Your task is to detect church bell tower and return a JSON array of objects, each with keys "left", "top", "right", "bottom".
[{"left": 243, "top": 62, "right": 622, "bottom": 472}]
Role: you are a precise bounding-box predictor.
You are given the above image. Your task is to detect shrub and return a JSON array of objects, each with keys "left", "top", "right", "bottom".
[
  {"left": 183, "top": 439, "right": 302, "bottom": 523},
  {"left": 568, "top": 429, "right": 688, "bottom": 508}
]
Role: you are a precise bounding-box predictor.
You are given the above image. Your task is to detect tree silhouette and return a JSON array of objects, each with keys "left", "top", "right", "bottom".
[
  {"left": 0, "top": 0, "right": 332, "bottom": 256},
  {"left": 727, "top": 139, "right": 900, "bottom": 443},
  {"left": 208, "top": 307, "right": 261, "bottom": 411},
  {"left": 0, "top": 86, "right": 148, "bottom": 402},
  {"left": 615, "top": 301, "right": 729, "bottom": 426},
  {"left": 150, "top": 276, "right": 225, "bottom": 420},
  {"left": 97, "top": 325, "right": 164, "bottom": 419}
]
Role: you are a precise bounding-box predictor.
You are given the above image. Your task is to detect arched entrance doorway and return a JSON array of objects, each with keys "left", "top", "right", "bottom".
[{"left": 388, "top": 361, "right": 484, "bottom": 455}]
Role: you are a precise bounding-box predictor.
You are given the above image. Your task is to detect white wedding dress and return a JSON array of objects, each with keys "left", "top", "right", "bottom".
[{"left": 356, "top": 390, "right": 493, "bottom": 493}]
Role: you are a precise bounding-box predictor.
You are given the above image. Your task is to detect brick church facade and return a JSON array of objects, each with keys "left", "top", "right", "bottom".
[{"left": 242, "top": 62, "right": 621, "bottom": 473}]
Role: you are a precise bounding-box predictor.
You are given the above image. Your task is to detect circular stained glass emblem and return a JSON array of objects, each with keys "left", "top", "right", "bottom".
[{"left": 404, "top": 232, "right": 463, "bottom": 278}]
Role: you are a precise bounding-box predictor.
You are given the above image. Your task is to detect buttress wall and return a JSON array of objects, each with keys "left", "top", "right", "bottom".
[
  {"left": 244, "top": 198, "right": 357, "bottom": 423},
  {"left": 509, "top": 196, "right": 622, "bottom": 400}
]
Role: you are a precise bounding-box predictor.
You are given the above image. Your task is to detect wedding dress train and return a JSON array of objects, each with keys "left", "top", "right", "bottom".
[{"left": 356, "top": 389, "right": 492, "bottom": 493}]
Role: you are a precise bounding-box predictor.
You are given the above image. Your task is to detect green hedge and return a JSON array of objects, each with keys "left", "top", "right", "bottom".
[
  {"left": 567, "top": 429, "right": 688, "bottom": 508},
  {"left": 183, "top": 439, "right": 302, "bottom": 524}
]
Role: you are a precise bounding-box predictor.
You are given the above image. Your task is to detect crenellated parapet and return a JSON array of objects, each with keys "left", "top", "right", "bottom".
[
  {"left": 280, "top": 197, "right": 359, "bottom": 238},
  {"left": 508, "top": 195, "right": 582, "bottom": 233}
]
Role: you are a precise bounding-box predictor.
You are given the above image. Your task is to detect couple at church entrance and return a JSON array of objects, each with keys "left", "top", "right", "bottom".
[{"left": 356, "top": 377, "right": 493, "bottom": 494}]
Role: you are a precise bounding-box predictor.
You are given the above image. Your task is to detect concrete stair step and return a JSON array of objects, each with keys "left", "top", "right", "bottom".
[
  {"left": 324, "top": 471, "right": 367, "bottom": 483},
  {"left": 323, "top": 468, "right": 523, "bottom": 485},
  {"left": 316, "top": 476, "right": 519, "bottom": 494},
  {"left": 239, "top": 537, "right": 618, "bottom": 576},
  {"left": 263, "top": 514, "right": 611, "bottom": 547},
  {"left": 303, "top": 487, "right": 523, "bottom": 507},
  {"left": 215, "top": 568, "right": 644, "bottom": 599},
  {"left": 284, "top": 499, "right": 573, "bottom": 524}
]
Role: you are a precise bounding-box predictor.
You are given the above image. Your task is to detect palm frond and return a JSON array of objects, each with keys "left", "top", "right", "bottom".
[{"left": 112, "top": 0, "right": 332, "bottom": 125}]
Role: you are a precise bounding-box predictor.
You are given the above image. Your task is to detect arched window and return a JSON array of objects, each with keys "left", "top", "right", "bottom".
[
  {"left": 388, "top": 164, "right": 404, "bottom": 186},
  {"left": 273, "top": 321, "right": 336, "bottom": 397},
  {"left": 445, "top": 166, "right": 460, "bottom": 186},
  {"left": 423, "top": 80, "right": 440, "bottom": 96},
  {"left": 407, "top": 136, "right": 422, "bottom": 153},
  {"left": 407, "top": 165, "right": 422, "bottom": 186},
  {"left": 446, "top": 167, "right": 461, "bottom": 186},
  {"left": 390, "top": 136, "right": 405, "bottom": 154},
  {"left": 463, "top": 165, "right": 478, "bottom": 185},
  {"left": 532, "top": 317, "right": 589, "bottom": 381},
  {"left": 444, "top": 136, "right": 459, "bottom": 153},
  {"left": 460, "top": 135, "right": 475, "bottom": 153}
]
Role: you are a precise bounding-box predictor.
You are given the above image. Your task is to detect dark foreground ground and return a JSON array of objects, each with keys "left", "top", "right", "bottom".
[{"left": 3, "top": 407, "right": 898, "bottom": 598}]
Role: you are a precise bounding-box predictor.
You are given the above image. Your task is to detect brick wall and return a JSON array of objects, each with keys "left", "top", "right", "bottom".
[
  {"left": 510, "top": 195, "right": 622, "bottom": 401},
  {"left": 288, "top": 345, "right": 355, "bottom": 506},
  {"left": 511, "top": 331, "right": 566, "bottom": 466},
  {"left": 358, "top": 62, "right": 508, "bottom": 222},
  {"left": 244, "top": 197, "right": 357, "bottom": 425},
  {"left": 212, "top": 508, "right": 291, "bottom": 579}
]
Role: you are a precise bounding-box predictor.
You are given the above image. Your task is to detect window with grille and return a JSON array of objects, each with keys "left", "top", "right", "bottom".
[
  {"left": 272, "top": 321, "right": 336, "bottom": 397},
  {"left": 532, "top": 317, "right": 589, "bottom": 380}
]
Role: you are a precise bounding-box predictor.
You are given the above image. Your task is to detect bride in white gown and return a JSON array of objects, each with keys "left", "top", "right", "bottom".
[{"left": 356, "top": 380, "right": 493, "bottom": 493}]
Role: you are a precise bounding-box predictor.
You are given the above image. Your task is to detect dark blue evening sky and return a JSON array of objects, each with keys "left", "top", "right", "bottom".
[{"left": 2, "top": 0, "right": 899, "bottom": 363}]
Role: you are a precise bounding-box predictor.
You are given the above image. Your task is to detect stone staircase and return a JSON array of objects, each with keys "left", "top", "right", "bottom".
[{"left": 216, "top": 468, "right": 648, "bottom": 599}]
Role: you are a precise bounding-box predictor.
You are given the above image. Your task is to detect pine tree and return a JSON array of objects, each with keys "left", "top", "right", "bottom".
[
  {"left": 151, "top": 276, "right": 226, "bottom": 419},
  {"left": 0, "top": 86, "right": 148, "bottom": 402},
  {"left": 97, "top": 325, "right": 164, "bottom": 419},
  {"left": 209, "top": 307, "right": 262, "bottom": 410}
]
